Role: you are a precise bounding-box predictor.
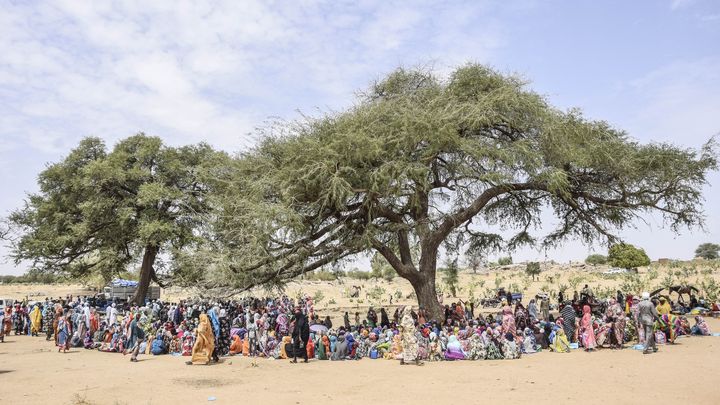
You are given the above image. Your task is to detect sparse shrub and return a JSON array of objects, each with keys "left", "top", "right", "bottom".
[{"left": 367, "top": 286, "right": 386, "bottom": 301}]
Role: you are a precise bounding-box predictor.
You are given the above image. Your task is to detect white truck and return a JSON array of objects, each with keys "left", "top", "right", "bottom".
[{"left": 100, "top": 279, "right": 161, "bottom": 303}]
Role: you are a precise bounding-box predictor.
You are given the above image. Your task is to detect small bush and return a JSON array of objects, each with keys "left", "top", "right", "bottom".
[{"left": 585, "top": 254, "right": 607, "bottom": 265}]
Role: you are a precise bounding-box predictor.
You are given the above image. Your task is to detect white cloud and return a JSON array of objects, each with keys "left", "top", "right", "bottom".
[
  {"left": 0, "top": 0, "right": 505, "bottom": 274},
  {"left": 0, "top": 0, "right": 502, "bottom": 154},
  {"left": 671, "top": 0, "right": 696, "bottom": 10}
]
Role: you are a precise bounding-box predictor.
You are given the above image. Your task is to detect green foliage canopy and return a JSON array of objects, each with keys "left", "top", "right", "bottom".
[
  {"left": 9, "top": 134, "right": 225, "bottom": 303},
  {"left": 173, "top": 64, "right": 716, "bottom": 318},
  {"left": 608, "top": 243, "right": 651, "bottom": 269},
  {"left": 498, "top": 256, "right": 513, "bottom": 266},
  {"left": 695, "top": 243, "right": 719, "bottom": 260}
]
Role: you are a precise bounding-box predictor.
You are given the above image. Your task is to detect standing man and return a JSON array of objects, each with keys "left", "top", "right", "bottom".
[
  {"left": 291, "top": 305, "right": 309, "bottom": 363},
  {"left": 540, "top": 297, "right": 550, "bottom": 322},
  {"left": 638, "top": 292, "right": 661, "bottom": 355}
]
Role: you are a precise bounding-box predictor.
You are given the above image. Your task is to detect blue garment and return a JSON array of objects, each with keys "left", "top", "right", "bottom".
[
  {"left": 128, "top": 319, "right": 145, "bottom": 348},
  {"left": 151, "top": 336, "right": 165, "bottom": 355},
  {"left": 208, "top": 309, "right": 220, "bottom": 337}
]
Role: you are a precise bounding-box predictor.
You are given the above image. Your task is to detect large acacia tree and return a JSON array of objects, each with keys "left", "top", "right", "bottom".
[
  {"left": 180, "top": 64, "right": 716, "bottom": 320},
  {"left": 9, "top": 134, "right": 225, "bottom": 304}
]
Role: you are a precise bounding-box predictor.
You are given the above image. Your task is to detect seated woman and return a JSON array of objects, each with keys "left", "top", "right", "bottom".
[
  {"left": 279, "top": 336, "right": 292, "bottom": 359},
  {"left": 656, "top": 314, "right": 680, "bottom": 344},
  {"left": 466, "top": 333, "right": 486, "bottom": 360},
  {"left": 168, "top": 336, "right": 181, "bottom": 354},
  {"left": 533, "top": 324, "right": 549, "bottom": 349},
  {"left": 305, "top": 334, "right": 315, "bottom": 359},
  {"left": 551, "top": 328, "right": 571, "bottom": 353},
  {"left": 385, "top": 334, "right": 402, "bottom": 360},
  {"left": 522, "top": 328, "right": 537, "bottom": 354},
  {"left": 83, "top": 331, "right": 97, "bottom": 349},
  {"left": 315, "top": 333, "right": 327, "bottom": 360},
  {"left": 444, "top": 335, "right": 466, "bottom": 360},
  {"left": 331, "top": 334, "right": 349, "bottom": 361},
  {"left": 502, "top": 333, "right": 521, "bottom": 359},
  {"left": 182, "top": 333, "right": 194, "bottom": 356},
  {"left": 229, "top": 334, "right": 243, "bottom": 355},
  {"left": 691, "top": 316, "right": 711, "bottom": 336},
  {"left": 482, "top": 328, "right": 503, "bottom": 360},
  {"left": 97, "top": 327, "right": 115, "bottom": 352},
  {"left": 677, "top": 316, "right": 691, "bottom": 337},
  {"left": 424, "top": 332, "right": 441, "bottom": 361},
  {"left": 151, "top": 332, "right": 166, "bottom": 355}
]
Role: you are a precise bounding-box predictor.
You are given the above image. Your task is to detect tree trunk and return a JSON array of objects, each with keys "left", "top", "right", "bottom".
[
  {"left": 132, "top": 245, "right": 158, "bottom": 306},
  {"left": 409, "top": 274, "right": 444, "bottom": 321}
]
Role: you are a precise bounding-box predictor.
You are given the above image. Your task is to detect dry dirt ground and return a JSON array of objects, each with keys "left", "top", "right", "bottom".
[{"left": 1, "top": 320, "right": 719, "bottom": 405}]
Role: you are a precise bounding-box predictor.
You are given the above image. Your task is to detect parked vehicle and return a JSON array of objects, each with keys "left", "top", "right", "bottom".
[
  {"left": 496, "top": 287, "right": 523, "bottom": 304},
  {"left": 97, "top": 279, "right": 160, "bottom": 303},
  {"left": 481, "top": 298, "right": 500, "bottom": 308}
]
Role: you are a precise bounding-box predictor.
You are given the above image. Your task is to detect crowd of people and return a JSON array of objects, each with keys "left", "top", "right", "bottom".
[{"left": 0, "top": 286, "right": 716, "bottom": 364}]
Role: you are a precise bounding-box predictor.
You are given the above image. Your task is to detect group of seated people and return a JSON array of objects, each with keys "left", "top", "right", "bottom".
[{"left": 3, "top": 287, "right": 717, "bottom": 363}]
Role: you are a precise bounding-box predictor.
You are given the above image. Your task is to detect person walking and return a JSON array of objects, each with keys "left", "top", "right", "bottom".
[
  {"left": 291, "top": 305, "right": 309, "bottom": 363},
  {"left": 638, "top": 292, "right": 661, "bottom": 355},
  {"left": 127, "top": 313, "right": 145, "bottom": 362}
]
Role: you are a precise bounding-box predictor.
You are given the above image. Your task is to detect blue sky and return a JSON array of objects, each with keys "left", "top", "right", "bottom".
[{"left": 0, "top": 0, "right": 718, "bottom": 275}]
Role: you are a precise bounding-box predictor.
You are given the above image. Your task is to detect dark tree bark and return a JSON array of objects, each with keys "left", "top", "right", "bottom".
[
  {"left": 409, "top": 270, "right": 444, "bottom": 322},
  {"left": 373, "top": 229, "right": 446, "bottom": 321},
  {"left": 132, "top": 245, "right": 158, "bottom": 305}
]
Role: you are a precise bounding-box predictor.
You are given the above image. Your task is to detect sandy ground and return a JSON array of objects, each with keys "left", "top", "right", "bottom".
[{"left": 1, "top": 319, "right": 720, "bottom": 405}]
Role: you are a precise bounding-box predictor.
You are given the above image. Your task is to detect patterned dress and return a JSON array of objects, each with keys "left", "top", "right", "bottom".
[
  {"left": 609, "top": 302, "right": 626, "bottom": 347},
  {"left": 502, "top": 337, "right": 521, "bottom": 359},
  {"left": 427, "top": 334, "right": 443, "bottom": 361},
  {"left": 484, "top": 339, "right": 503, "bottom": 360},
  {"left": 42, "top": 307, "right": 54, "bottom": 334},
  {"left": 466, "top": 334, "right": 486, "bottom": 360},
  {"left": 400, "top": 311, "right": 418, "bottom": 362},
  {"left": 216, "top": 317, "right": 231, "bottom": 355},
  {"left": 416, "top": 334, "right": 429, "bottom": 360}
]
